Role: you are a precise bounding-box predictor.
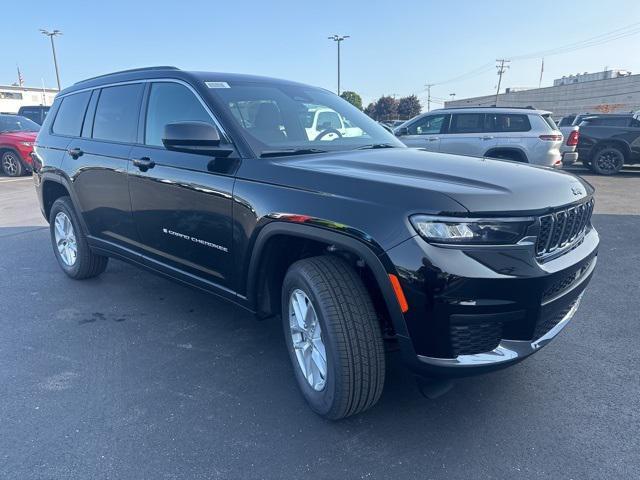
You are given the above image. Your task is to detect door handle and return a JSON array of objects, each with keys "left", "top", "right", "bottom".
[
  {"left": 132, "top": 157, "right": 155, "bottom": 172},
  {"left": 68, "top": 147, "right": 83, "bottom": 159},
  {"left": 481, "top": 136, "right": 494, "bottom": 140},
  {"left": 427, "top": 137, "right": 440, "bottom": 141}
]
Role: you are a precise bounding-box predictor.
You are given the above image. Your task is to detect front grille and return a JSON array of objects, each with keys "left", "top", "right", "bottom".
[
  {"left": 535, "top": 200, "right": 594, "bottom": 258},
  {"left": 450, "top": 322, "right": 502, "bottom": 356},
  {"left": 533, "top": 299, "right": 578, "bottom": 339}
]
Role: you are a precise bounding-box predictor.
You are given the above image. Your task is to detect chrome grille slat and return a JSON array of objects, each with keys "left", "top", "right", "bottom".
[{"left": 535, "top": 200, "right": 594, "bottom": 260}]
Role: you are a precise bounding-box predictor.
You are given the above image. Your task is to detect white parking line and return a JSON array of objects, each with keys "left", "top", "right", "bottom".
[{"left": 0, "top": 177, "right": 32, "bottom": 184}]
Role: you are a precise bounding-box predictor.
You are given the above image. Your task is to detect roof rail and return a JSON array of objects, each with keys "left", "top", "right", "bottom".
[
  {"left": 74, "top": 66, "right": 180, "bottom": 85},
  {"left": 440, "top": 105, "right": 538, "bottom": 110}
]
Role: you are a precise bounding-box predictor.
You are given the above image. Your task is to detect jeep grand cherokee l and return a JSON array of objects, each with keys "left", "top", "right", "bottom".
[{"left": 32, "top": 67, "right": 599, "bottom": 419}]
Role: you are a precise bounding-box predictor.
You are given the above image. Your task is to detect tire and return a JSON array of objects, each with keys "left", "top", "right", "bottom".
[
  {"left": 49, "top": 196, "right": 108, "bottom": 279},
  {"left": 281, "top": 255, "right": 385, "bottom": 420},
  {"left": 1, "top": 150, "right": 23, "bottom": 177},
  {"left": 591, "top": 146, "right": 625, "bottom": 175},
  {"left": 487, "top": 150, "right": 527, "bottom": 163}
]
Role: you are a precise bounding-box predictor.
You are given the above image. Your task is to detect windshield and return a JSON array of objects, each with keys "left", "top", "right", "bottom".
[
  {"left": 0, "top": 115, "right": 40, "bottom": 133},
  {"left": 207, "top": 82, "right": 405, "bottom": 156}
]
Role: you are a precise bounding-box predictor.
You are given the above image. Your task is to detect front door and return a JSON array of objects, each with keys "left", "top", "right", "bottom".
[
  {"left": 128, "top": 81, "right": 237, "bottom": 290},
  {"left": 399, "top": 114, "right": 448, "bottom": 151}
]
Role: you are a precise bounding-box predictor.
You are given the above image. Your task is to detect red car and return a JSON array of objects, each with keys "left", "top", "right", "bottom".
[{"left": 0, "top": 114, "right": 40, "bottom": 177}]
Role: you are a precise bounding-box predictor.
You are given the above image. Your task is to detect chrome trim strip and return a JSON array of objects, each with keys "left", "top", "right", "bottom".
[{"left": 417, "top": 293, "right": 583, "bottom": 368}]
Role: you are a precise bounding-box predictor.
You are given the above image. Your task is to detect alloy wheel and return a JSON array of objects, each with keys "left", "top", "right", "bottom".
[
  {"left": 596, "top": 149, "right": 623, "bottom": 173},
  {"left": 289, "top": 288, "right": 327, "bottom": 391},
  {"left": 2, "top": 153, "right": 19, "bottom": 176},
  {"left": 54, "top": 212, "right": 78, "bottom": 266}
]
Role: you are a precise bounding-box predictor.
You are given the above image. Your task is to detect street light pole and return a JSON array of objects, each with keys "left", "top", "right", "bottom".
[
  {"left": 40, "top": 29, "right": 62, "bottom": 90},
  {"left": 328, "top": 34, "right": 350, "bottom": 95}
]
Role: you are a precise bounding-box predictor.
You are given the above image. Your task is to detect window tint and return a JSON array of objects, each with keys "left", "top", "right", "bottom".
[
  {"left": 52, "top": 92, "right": 91, "bottom": 136},
  {"left": 145, "top": 82, "right": 214, "bottom": 147},
  {"left": 485, "top": 114, "right": 532, "bottom": 132},
  {"left": 450, "top": 113, "right": 485, "bottom": 133},
  {"left": 408, "top": 114, "right": 447, "bottom": 135},
  {"left": 93, "top": 84, "right": 143, "bottom": 143},
  {"left": 586, "top": 117, "right": 631, "bottom": 127}
]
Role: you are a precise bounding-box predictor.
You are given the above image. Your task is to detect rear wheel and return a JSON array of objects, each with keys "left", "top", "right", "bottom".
[
  {"left": 1, "top": 151, "right": 23, "bottom": 177},
  {"left": 592, "top": 146, "right": 624, "bottom": 175},
  {"left": 486, "top": 150, "right": 527, "bottom": 163},
  {"left": 49, "top": 196, "right": 108, "bottom": 279},
  {"left": 281, "top": 256, "right": 385, "bottom": 419}
]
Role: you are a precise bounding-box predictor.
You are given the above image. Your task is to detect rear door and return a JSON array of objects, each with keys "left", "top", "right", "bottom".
[
  {"left": 486, "top": 112, "right": 532, "bottom": 153},
  {"left": 65, "top": 83, "right": 144, "bottom": 249},
  {"left": 399, "top": 113, "right": 448, "bottom": 150},
  {"left": 439, "top": 112, "right": 494, "bottom": 156},
  {"left": 128, "top": 81, "right": 236, "bottom": 291}
]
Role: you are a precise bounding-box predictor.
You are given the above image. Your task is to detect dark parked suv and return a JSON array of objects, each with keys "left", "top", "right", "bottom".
[{"left": 33, "top": 67, "right": 599, "bottom": 419}]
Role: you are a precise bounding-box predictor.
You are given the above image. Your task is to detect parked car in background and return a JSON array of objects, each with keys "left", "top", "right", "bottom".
[
  {"left": 394, "top": 107, "right": 563, "bottom": 167},
  {"left": 17, "top": 105, "right": 50, "bottom": 125},
  {"left": 558, "top": 125, "right": 580, "bottom": 166},
  {"left": 576, "top": 113, "right": 640, "bottom": 174},
  {"left": 0, "top": 114, "right": 39, "bottom": 176},
  {"left": 33, "top": 67, "right": 598, "bottom": 419}
]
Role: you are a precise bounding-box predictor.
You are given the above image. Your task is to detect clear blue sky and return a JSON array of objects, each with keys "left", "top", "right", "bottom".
[{"left": 3, "top": 0, "right": 640, "bottom": 108}]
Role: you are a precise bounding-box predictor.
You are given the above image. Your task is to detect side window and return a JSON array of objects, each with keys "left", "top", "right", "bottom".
[
  {"left": 486, "top": 114, "right": 532, "bottom": 133},
  {"left": 450, "top": 113, "right": 485, "bottom": 134},
  {"left": 145, "top": 82, "right": 215, "bottom": 147},
  {"left": 92, "top": 84, "right": 144, "bottom": 143},
  {"left": 408, "top": 114, "right": 447, "bottom": 135},
  {"left": 51, "top": 91, "right": 91, "bottom": 136}
]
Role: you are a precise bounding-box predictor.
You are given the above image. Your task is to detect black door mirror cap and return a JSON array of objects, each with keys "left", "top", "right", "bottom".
[
  {"left": 162, "top": 121, "right": 232, "bottom": 157},
  {"left": 395, "top": 126, "right": 409, "bottom": 136}
]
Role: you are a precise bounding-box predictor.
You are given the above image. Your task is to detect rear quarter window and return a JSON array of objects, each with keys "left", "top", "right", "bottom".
[
  {"left": 51, "top": 91, "right": 91, "bottom": 136},
  {"left": 486, "top": 113, "right": 532, "bottom": 132},
  {"left": 541, "top": 115, "right": 557, "bottom": 131}
]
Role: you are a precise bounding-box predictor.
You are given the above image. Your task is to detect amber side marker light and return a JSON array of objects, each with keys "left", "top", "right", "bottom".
[{"left": 388, "top": 274, "right": 409, "bottom": 313}]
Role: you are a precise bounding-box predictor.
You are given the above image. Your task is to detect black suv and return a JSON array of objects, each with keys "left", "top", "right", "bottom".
[
  {"left": 575, "top": 113, "right": 640, "bottom": 174},
  {"left": 33, "top": 67, "right": 599, "bottom": 419}
]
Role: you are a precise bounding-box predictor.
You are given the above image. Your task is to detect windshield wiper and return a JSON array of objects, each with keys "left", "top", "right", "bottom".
[
  {"left": 260, "top": 148, "right": 328, "bottom": 158},
  {"left": 355, "top": 143, "right": 398, "bottom": 150}
]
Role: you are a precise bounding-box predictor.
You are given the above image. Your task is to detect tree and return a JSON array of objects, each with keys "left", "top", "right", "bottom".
[
  {"left": 397, "top": 95, "right": 422, "bottom": 119},
  {"left": 340, "top": 91, "right": 363, "bottom": 110},
  {"left": 374, "top": 96, "right": 399, "bottom": 122},
  {"left": 364, "top": 102, "right": 376, "bottom": 119}
]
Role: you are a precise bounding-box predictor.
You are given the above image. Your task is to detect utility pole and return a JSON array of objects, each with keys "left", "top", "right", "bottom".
[
  {"left": 328, "top": 34, "right": 350, "bottom": 95},
  {"left": 425, "top": 84, "right": 434, "bottom": 112},
  {"left": 40, "top": 29, "right": 62, "bottom": 90},
  {"left": 495, "top": 59, "right": 510, "bottom": 106}
]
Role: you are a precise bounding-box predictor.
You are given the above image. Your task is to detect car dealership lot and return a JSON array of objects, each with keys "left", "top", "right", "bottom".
[{"left": 1, "top": 171, "right": 639, "bottom": 479}]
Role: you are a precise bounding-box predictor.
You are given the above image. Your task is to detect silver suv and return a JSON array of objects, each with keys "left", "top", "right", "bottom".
[{"left": 394, "top": 107, "right": 563, "bottom": 167}]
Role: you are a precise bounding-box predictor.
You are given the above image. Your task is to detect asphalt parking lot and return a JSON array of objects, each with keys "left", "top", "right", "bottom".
[{"left": 1, "top": 166, "right": 639, "bottom": 480}]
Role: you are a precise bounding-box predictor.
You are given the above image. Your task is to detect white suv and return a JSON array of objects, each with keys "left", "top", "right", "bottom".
[{"left": 394, "top": 107, "right": 563, "bottom": 167}]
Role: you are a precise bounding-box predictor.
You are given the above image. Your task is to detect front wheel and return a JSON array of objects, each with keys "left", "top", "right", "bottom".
[
  {"left": 1, "top": 151, "right": 23, "bottom": 177},
  {"left": 592, "top": 146, "right": 624, "bottom": 175},
  {"left": 282, "top": 256, "right": 385, "bottom": 420}
]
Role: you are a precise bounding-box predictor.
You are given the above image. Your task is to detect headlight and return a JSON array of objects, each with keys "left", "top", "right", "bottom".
[
  {"left": 20, "top": 142, "right": 34, "bottom": 147},
  {"left": 410, "top": 215, "right": 533, "bottom": 245}
]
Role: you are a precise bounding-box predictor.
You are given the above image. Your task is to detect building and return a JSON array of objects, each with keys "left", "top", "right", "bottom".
[
  {"left": 445, "top": 69, "right": 640, "bottom": 118},
  {"left": 0, "top": 85, "right": 59, "bottom": 114}
]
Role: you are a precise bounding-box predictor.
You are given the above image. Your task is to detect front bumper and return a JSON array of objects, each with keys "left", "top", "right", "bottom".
[{"left": 384, "top": 224, "right": 599, "bottom": 378}]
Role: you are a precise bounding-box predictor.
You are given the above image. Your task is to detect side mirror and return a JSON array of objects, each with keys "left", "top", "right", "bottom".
[
  {"left": 162, "top": 121, "right": 232, "bottom": 157},
  {"left": 395, "top": 126, "right": 409, "bottom": 137},
  {"left": 379, "top": 123, "right": 393, "bottom": 134}
]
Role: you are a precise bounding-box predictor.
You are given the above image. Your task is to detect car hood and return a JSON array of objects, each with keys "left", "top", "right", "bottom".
[
  {"left": 277, "top": 148, "right": 593, "bottom": 214},
  {"left": 0, "top": 131, "right": 38, "bottom": 142}
]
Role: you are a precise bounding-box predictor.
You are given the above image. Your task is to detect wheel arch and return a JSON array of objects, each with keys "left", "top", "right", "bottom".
[
  {"left": 484, "top": 147, "right": 528, "bottom": 163},
  {"left": 590, "top": 140, "right": 631, "bottom": 161},
  {"left": 245, "top": 221, "right": 410, "bottom": 338},
  {"left": 40, "top": 174, "right": 90, "bottom": 234}
]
